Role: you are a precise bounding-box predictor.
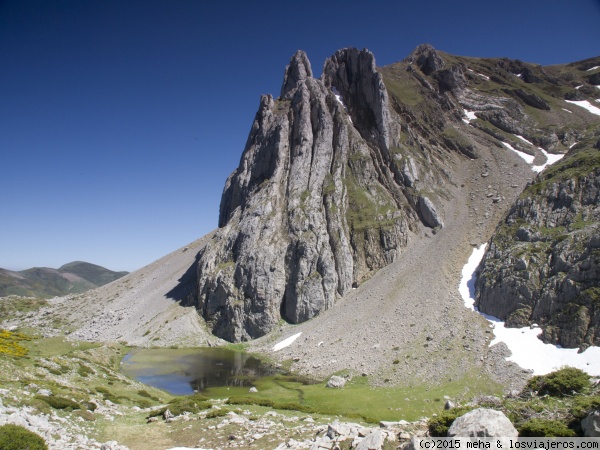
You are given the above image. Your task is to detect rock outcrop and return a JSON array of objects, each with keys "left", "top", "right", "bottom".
[
  {"left": 476, "top": 146, "right": 600, "bottom": 349},
  {"left": 196, "top": 49, "right": 431, "bottom": 341}
]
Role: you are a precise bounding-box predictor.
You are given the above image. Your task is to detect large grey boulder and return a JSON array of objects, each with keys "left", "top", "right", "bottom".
[
  {"left": 326, "top": 375, "right": 346, "bottom": 388},
  {"left": 447, "top": 408, "right": 518, "bottom": 437},
  {"left": 419, "top": 196, "right": 443, "bottom": 229},
  {"left": 582, "top": 410, "right": 600, "bottom": 437}
]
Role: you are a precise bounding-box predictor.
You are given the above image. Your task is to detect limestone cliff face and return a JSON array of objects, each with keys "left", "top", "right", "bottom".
[
  {"left": 475, "top": 147, "right": 600, "bottom": 349},
  {"left": 196, "top": 49, "right": 436, "bottom": 341}
]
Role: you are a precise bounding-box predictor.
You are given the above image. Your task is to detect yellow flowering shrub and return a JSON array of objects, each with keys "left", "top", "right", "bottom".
[{"left": 0, "top": 329, "right": 30, "bottom": 357}]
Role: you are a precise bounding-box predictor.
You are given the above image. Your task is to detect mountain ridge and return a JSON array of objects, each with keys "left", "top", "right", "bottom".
[{"left": 0, "top": 261, "right": 128, "bottom": 298}]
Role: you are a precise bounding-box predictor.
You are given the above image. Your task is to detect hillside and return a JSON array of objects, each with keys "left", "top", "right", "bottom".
[{"left": 0, "top": 261, "right": 128, "bottom": 298}]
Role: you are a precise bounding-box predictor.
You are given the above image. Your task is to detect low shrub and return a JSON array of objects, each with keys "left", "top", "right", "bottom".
[
  {"left": 77, "top": 364, "right": 94, "bottom": 377},
  {"left": 525, "top": 367, "right": 590, "bottom": 397},
  {"left": 226, "top": 396, "right": 274, "bottom": 407},
  {"left": 34, "top": 395, "right": 80, "bottom": 411},
  {"left": 274, "top": 402, "right": 314, "bottom": 414},
  {"left": 428, "top": 407, "right": 474, "bottom": 437},
  {"left": 137, "top": 389, "right": 152, "bottom": 398},
  {"left": 570, "top": 395, "right": 600, "bottom": 419},
  {"left": 148, "top": 394, "right": 212, "bottom": 418},
  {"left": 205, "top": 408, "right": 230, "bottom": 419},
  {"left": 519, "top": 418, "right": 576, "bottom": 437},
  {"left": 0, "top": 424, "right": 47, "bottom": 450}
]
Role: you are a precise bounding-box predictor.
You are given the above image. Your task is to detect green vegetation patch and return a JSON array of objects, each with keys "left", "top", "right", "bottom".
[
  {"left": 148, "top": 393, "right": 212, "bottom": 418},
  {"left": 0, "top": 424, "right": 47, "bottom": 450},
  {"left": 519, "top": 418, "right": 577, "bottom": 437},
  {"left": 525, "top": 367, "right": 590, "bottom": 397},
  {"left": 34, "top": 395, "right": 81, "bottom": 411}
]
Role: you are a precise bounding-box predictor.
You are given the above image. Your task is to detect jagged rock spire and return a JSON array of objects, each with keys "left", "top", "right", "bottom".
[
  {"left": 280, "top": 50, "right": 313, "bottom": 98},
  {"left": 404, "top": 43, "right": 445, "bottom": 75},
  {"left": 196, "top": 48, "right": 416, "bottom": 341}
]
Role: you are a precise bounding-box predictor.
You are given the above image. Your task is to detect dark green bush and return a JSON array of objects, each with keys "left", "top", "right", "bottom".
[
  {"left": 148, "top": 394, "right": 212, "bottom": 418},
  {"left": 137, "top": 399, "right": 152, "bottom": 409},
  {"left": 77, "top": 364, "right": 94, "bottom": 377},
  {"left": 526, "top": 367, "right": 589, "bottom": 397},
  {"left": 137, "top": 389, "right": 152, "bottom": 398},
  {"left": 519, "top": 418, "right": 576, "bottom": 437},
  {"left": 273, "top": 402, "right": 314, "bottom": 414},
  {"left": 0, "top": 424, "right": 47, "bottom": 450},
  {"left": 205, "top": 408, "right": 229, "bottom": 419},
  {"left": 34, "top": 395, "right": 80, "bottom": 411},
  {"left": 428, "top": 407, "right": 474, "bottom": 437},
  {"left": 226, "top": 396, "right": 274, "bottom": 407}
]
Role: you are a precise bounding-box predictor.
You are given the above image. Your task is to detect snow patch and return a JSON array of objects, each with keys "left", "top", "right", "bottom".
[
  {"left": 502, "top": 142, "right": 534, "bottom": 164},
  {"left": 467, "top": 68, "right": 490, "bottom": 80},
  {"left": 272, "top": 332, "right": 302, "bottom": 351},
  {"left": 462, "top": 110, "right": 477, "bottom": 123},
  {"left": 509, "top": 136, "right": 565, "bottom": 173},
  {"left": 575, "top": 85, "right": 584, "bottom": 90},
  {"left": 332, "top": 87, "right": 353, "bottom": 123},
  {"left": 565, "top": 100, "right": 600, "bottom": 116},
  {"left": 460, "top": 245, "right": 600, "bottom": 376},
  {"left": 586, "top": 66, "right": 600, "bottom": 71},
  {"left": 562, "top": 108, "right": 573, "bottom": 113}
]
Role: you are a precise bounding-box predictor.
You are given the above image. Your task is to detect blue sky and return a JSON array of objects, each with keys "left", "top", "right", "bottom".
[{"left": 1, "top": 0, "right": 599, "bottom": 272}]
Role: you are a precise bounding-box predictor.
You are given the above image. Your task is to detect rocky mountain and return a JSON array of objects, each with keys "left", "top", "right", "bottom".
[
  {"left": 475, "top": 143, "right": 600, "bottom": 350},
  {"left": 10, "top": 44, "right": 599, "bottom": 390},
  {"left": 0, "top": 261, "right": 128, "bottom": 298},
  {"left": 193, "top": 44, "right": 600, "bottom": 342}
]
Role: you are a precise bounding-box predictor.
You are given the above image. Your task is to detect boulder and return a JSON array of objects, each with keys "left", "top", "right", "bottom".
[
  {"left": 582, "top": 410, "right": 600, "bottom": 437},
  {"left": 419, "top": 196, "right": 443, "bottom": 229},
  {"left": 355, "top": 430, "right": 384, "bottom": 450},
  {"left": 326, "top": 375, "right": 346, "bottom": 388},
  {"left": 447, "top": 408, "right": 518, "bottom": 437}
]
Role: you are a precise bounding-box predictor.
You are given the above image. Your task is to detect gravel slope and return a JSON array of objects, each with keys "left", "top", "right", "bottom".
[{"left": 249, "top": 140, "right": 541, "bottom": 391}]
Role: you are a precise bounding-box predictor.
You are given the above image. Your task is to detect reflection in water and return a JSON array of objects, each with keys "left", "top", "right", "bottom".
[{"left": 121, "top": 348, "right": 280, "bottom": 395}]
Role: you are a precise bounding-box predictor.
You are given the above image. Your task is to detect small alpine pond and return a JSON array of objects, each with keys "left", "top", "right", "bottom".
[{"left": 120, "top": 347, "right": 281, "bottom": 395}]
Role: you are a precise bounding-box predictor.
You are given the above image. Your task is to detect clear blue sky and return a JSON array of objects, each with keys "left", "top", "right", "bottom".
[{"left": 1, "top": 0, "right": 599, "bottom": 272}]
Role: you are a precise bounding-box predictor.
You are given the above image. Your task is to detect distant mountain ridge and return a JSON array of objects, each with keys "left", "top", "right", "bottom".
[{"left": 0, "top": 261, "right": 128, "bottom": 298}]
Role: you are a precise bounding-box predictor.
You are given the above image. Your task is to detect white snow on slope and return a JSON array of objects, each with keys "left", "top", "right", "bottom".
[
  {"left": 462, "top": 110, "right": 477, "bottom": 123},
  {"left": 332, "top": 87, "right": 353, "bottom": 123},
  {"left": 565, "top": 100, "right": 600, "bottom": 116},
  {"left": 272, "top": 332, "right": 302, "bottom": 351},
  {"left": 468, "top": 68, "right": 490, "bottom": 80},
  {"left": 502, "top": 142, "right": 535, "bottom": 164},
  {"left": 562, "top": 108, "right": 573, "bottom": 113},
  {"left": 511, "top": 135, "right": 565, "bottom": 173},
  {"left": 586, "top": 66, "right": 600, "bottom": 72},
  {"left": 460, "top": 245, "right": 600, "bottom": 375}
]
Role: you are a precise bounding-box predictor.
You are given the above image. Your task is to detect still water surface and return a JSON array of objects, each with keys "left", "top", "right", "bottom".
[{"left": 121, "top": 347, "right": 280, "bottom": 395}]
